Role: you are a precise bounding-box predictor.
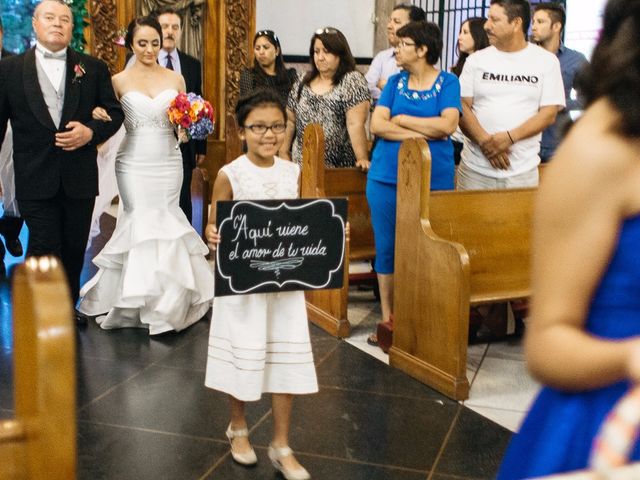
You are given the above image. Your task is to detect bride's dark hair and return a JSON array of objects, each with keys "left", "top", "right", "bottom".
[
  {"left": 578, "top": 0, "right": 640, "bottom": 137},
  {"left": 124, "top": 16, "right": 163, "bottom": 50}
]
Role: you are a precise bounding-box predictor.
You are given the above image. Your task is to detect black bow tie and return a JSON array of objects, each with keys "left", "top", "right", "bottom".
[{"left": 38, "top": 48, "right": 66, "bottom": 60}]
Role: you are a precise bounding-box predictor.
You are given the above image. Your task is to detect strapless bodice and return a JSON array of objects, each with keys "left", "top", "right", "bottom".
[{"left": 120, "top": 89, "right": 177, "bottom": 133}]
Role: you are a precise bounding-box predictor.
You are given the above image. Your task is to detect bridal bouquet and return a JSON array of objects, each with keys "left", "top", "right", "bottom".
[{"left": 167, "top": 92, "right": 215, "bottom": 144}]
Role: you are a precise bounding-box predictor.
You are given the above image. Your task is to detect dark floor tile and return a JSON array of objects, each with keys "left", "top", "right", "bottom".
[
  {"left": 311, "top": 337, "right": 340, "bottom": 365},
  {"left": 79, "top": 365, "right": 272, "bottom": 439},
  {"left": 431, "top": 474, "right": 487, "bottom": 480},
  {"left": 78, "top": 420, "right": 228, "bottom": 480},
  {"left": 206, "top": 450, "right": 428, "bottom": 480},
  {"left": 434, "top": 408, "right": 512, "bottom": 479},
  {"left": 76, "top": 315, "right": 209, "bottom": 365},
  {"left": 0, "top": 350, "right": 13, "bottom": 410},
  {"left": 250, "top": 388, "right": 458, "bottom": 471},
  {"left": 0, "top": 283, "right": 14, "bottom": 410},
  {"left": 316, "top": 342, "right": 455, "bottom": 402},
  {"left": 77, "top": 355, "right": 148, "bottom": 408},
  {"left": 156, "top": 329, "right": 208, "bottom": 371}
]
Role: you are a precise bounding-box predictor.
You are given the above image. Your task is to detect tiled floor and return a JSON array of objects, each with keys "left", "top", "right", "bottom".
[
  {"left": 345, "top": 276, "right": 541, "bottom": 434},
  {"left": 0, "top": 214, "right": 531, "bottom": 479}
]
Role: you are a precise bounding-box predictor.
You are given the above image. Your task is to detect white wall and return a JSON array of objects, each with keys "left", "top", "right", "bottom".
[
  {"left": 565, "top": 0, "right": 606, "bottom": 60},
  {"left": 255, "top": 0, "right": 376, "bottom": 58}
]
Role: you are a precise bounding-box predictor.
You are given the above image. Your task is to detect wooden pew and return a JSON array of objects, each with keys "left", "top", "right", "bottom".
[
  {"left": 300, "top": 124, "right": 375, "bottom": 338},
  {"left": 0, "top": 257, "right": 76, "bottom": 479},
  {"left": 390, "top": 138, "right": 535, "bottom": 400}
]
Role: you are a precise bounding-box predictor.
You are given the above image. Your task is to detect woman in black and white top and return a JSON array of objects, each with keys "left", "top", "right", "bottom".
[
  {"left": 281, "top": 27, "right": 370, "bottom": 169},
  {"left": 239, "top": 29, "right": 297, "bottom": 105}
]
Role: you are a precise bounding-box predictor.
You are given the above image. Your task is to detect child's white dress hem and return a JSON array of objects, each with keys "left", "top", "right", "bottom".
[{"left": 204, "top": 156, "right": 319, "bottom": 401}]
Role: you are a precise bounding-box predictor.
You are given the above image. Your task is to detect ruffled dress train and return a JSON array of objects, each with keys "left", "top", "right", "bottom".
[{"left": 79, "top": 89, "right": 213, "bottom": 335}]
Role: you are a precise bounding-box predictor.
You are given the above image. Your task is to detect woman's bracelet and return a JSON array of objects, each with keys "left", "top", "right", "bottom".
[{"left": 507, "top": 131, "right": 515, "bottom": 144}]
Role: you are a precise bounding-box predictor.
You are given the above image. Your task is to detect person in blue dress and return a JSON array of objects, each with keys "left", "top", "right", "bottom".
[
  {"left": 366, "top": 20, "right": 461, "bottom": 347},
  {"left": 498, "top": 0, "right": 640, "bottom": 476}
]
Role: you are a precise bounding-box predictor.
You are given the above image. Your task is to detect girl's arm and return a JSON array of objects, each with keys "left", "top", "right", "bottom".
[
  {"left": 345, "top": 100, "right": 371, "bottom": 170},
  {"left": 279, "top": 107, "right": 296, "bottom": 160},
  {"left": 205, "top": 171, "right": 233, "bottom": 251},
  {"left": 525, "top": 103, "right": 640, "bottom": 391},
  {"left": 390, "top": 108, "right": 459, "bottom": 139},
  {"left": 370, "top": 106, "right": 427, "bottom": 141}
]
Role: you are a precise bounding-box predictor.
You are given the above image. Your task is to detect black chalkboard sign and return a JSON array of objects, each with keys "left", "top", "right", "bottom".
[{"left": 214, "top": 198, "right": 347, "bottom": 297}]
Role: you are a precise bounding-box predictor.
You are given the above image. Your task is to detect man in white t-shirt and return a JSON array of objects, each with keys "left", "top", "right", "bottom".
[{"left": 458, "top": 0, "right": 565, "bottom": 189}]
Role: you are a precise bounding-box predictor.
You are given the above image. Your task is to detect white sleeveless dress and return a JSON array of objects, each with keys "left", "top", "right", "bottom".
[
  {"left": 79, "top": 89, "right": 214, "bottom": 335},
  {"left": 204, "top": 155, "right": 319, "bottom": 401}
]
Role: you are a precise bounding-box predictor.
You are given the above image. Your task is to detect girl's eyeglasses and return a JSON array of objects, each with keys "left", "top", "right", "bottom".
[{"left": 243, "top": 123, "right": 286, "bottom": 135}]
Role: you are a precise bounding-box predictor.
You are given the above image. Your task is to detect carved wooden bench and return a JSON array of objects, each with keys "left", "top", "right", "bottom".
[
  {"left": 0, "top": 257, "right": 76, "bottom": 479},
  {"left": 390, "top": 138, "right": 535, "bottom": 400},
  {"left": 300, "top": 124, "right": 376, "bottom": 338}
]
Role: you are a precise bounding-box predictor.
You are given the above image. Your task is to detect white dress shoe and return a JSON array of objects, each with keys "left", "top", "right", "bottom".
[
  {"left": 225, "top": 424, "right": 258, "bottom": 466},
  {"left": 268, "top": 444, "right": 310, "bottom": 480}
]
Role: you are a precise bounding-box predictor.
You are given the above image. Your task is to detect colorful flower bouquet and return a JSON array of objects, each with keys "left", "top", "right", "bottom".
[{"left": 167, "top": 92, "right": 215, "bottom": 145}]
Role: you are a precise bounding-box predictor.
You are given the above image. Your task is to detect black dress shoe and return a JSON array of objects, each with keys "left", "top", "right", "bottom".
[
  {"left": 74, "top": 309, "right": 88, "bottom": 326},
  {"left": 0, "top": 241, "right": 6, "bottom": 279},
  {"left": 5, "top": 237, "right": 22, "bottom": 257}
]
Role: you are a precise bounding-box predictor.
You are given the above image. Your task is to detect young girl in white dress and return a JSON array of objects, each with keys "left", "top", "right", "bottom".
[{"left": 205, "top": 89, "right": 316, "bottom": 480}]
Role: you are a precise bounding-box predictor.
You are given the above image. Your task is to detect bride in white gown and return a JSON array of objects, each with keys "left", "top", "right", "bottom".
[{"left": 79, "top": 16, "right": 213, "bottom": 334}]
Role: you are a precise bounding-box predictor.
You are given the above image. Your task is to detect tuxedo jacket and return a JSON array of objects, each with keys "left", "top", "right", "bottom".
[
  {"left": 177, "top": 49, "right": 206, "bottom": 167},
  {"left": 0, "top": 48, "right": 124, "bottom": 201}
]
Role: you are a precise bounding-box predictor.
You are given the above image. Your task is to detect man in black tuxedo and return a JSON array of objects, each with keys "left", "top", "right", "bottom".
[
  {"left": 154, "top": 6, "right": 206, "bottom": 224},
  {"left": 0, "top": 0, "right": 124, "bottom": 312},
  {"left": 0, "top": 17, "right": 24, "bottom": 272}
]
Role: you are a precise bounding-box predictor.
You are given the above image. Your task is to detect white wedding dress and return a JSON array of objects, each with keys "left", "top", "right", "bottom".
[{"left": 79, "top": 89, "right": 213, "bottom": 335}]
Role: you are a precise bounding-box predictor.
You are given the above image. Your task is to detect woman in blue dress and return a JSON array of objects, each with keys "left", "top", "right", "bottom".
[
  {"left": 366, "top": 20, "right": 461, "bottom": 347},
  {"left": 498, "top": 0, "right": 640, "bottom": 477}
]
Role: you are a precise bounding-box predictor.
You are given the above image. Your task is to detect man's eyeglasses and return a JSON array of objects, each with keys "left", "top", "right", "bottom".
[
  {"left": 398, "top": 40, "right": 416, "bottom": 48},
  {"left": 243, "top": 123, "right": 286, "bottom": 135},
  {"left": 315, "top": 27, "right": 338, "bottom": 35}
]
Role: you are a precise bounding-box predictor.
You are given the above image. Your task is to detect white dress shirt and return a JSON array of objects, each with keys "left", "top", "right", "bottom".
[
  {"left": 365, "top": 47, "right": 400, "bottom": 101},
  {"left": 158, "top": 49, "right": 181, "bottom": 74},
  {"left": 35, "top": 41, "right": 67, "bottom": 92}
]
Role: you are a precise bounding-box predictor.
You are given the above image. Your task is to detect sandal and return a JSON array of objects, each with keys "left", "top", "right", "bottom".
[
  {"left": 268, "top": 444, "right": 310, "bottom": 480},
  {"left": 366, "top": 333, "right": 378, "bottom": 346},
  {"left": 225, "top": 423, "right": 257, "bottom": 466}
]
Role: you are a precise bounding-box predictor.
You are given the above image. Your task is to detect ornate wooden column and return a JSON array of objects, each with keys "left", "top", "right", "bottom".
[
  {"left": 86, "top": 0, "right": 135, "bottom": 73},
  {"left": 200, "top": 0, "right": 255, "bottom": 177}
]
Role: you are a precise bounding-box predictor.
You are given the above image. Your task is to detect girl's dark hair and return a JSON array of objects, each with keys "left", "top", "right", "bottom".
[
  {"left": 235, "top": 88, "right": 286, "bottom": 128},
  {"left": 396, "top": 21, "right": 443, "bottom": 66},
  {"left": 578, "top": 0, "right": 640, "bottom": 137},
  {"left": 452, "top": 17, "right": 489, "bottom": 77},
  {"left": 251, "top": 30, "right": 293, "bottom": 90},
  {"left": 125, "top": 16, "right": 163, "bottom": 50},
  {"left": 298, "top": 27, "right": 356, "bottom": 97}
]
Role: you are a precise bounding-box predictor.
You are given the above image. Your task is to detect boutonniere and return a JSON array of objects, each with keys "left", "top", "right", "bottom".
[{"left": 72, "top": 62, "right": 86, "bottom": 84}]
